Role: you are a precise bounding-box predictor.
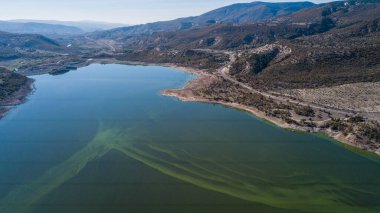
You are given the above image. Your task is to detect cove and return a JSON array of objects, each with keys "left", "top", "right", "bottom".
[{"left": 0, "top": 64, "right": 379, "bottom": 213}]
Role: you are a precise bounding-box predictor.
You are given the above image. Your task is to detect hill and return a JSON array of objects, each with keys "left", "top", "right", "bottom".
[{"left": 0, "top": 31, "right": 64, "bottom": 61}]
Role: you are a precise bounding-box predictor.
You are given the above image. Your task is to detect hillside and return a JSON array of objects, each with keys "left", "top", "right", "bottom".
[
  {"left": 233, "top": 1, "right": 380, "bottom": 88},
  {"left": 92, "top": 1, "right": 314, "bottom": 39},
  {"left": 0, "top": 31, "right": 61, "bottom": 48},
  {"left": 0, "top": 31, "right": 64, "bottom": 60}
]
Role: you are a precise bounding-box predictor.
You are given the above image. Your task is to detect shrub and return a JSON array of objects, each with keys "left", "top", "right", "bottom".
[
  {"left": 295, "top": 106, "right": 315, "bottom": 117},
  {"left": 327, "top": 118, "right": 348, "bottom": 131},
  {"left": 359, "top": 122, "right": 380, "bottom": 143},
  {"left": 348, "top": 115, "right": 365, "bottom": 123}
]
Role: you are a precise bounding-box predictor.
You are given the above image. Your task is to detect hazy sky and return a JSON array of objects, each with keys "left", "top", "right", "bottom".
[{"left": 0, "top": 0, "right": 331, "bottom": 24}]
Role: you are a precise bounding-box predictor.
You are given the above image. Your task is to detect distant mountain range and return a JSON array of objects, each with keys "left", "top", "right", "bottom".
[
  {"left": 0, "top": 2, "right": 314, "bottom": 38},
  {"left": 189, "top": 1, "right": 315, "bottom": 23},
  {"left": 0, "top": 21, "right": 84, "bottom": 36},
  {"left": 0, "top": 20, "right": 127, "bottom": 37},
  {"left": 92, "top": 1, "right": 315, "bottom": 39},
  {"left": 8, "top": 20, "right": 127, "bottom": 32}
]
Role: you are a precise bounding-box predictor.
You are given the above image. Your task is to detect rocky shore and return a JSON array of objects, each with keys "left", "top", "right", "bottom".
[{"left": 0, "top": 78, "right": 34, "bottom": 119}]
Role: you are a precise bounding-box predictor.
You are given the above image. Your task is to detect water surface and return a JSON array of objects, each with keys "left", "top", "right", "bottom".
[{"left": 0, "top": 64, "right": 379, "bottom": 213}]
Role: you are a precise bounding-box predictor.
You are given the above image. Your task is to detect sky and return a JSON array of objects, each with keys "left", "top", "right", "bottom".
[{"left": 0, "top": 0, "right": 331, "bottom": 25}]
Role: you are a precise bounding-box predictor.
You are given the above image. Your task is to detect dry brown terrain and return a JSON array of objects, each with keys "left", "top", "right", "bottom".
[{"left": 281, "top": 82, "right": 380, "bottom": 121}]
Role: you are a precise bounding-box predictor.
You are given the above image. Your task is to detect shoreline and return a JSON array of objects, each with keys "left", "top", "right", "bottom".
[
  {"left": 162, "top": 90, "right": 371, "bottom": 151},
  {"left": 11, "top": 59, "right": 380, "bottom": 156},
  {"left": 0, "top": 78, "right": 34, "bottom": 119},
  {"left": 159, "top": 67, "right": 380, "bottom": 157},
  {"left": 70, "top": 58, "right": 380, "bottom": 156}
]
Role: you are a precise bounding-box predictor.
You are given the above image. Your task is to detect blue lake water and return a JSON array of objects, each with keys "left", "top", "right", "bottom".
[{"left": 0, "top": 64, "right": 379, "bottom": 213}]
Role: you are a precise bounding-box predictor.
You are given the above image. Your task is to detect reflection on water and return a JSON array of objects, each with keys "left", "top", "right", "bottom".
[{"left": 0, "top": 64, "right": 379, "bottom": 213}]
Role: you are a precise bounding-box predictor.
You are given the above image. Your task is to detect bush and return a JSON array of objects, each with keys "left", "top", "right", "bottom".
[
  {"left": 327, "top": 118, "right": 348, "bottom": 131},
  {"left": 295, "top": 106, "right": 315, "bottom": 117},
  {"left": 359, "top": 122, "right": 380, "bottom": 143},
  {"left": 348, "top": 115, "right": 365, "bottom": 123},
  {"left": 249, "top": 50, "right": 279, "bottom": 74}
]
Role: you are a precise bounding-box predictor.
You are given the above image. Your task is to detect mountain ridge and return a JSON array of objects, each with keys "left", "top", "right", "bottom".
[
  {"left": 7, "top": 20, "right": 127, "bottom": 32},
  {"left": 92, "top": 1, "right": 315, "bottom": 39},
  {"left": 0, "top": 21, "right": 84, "bottom": 36}
]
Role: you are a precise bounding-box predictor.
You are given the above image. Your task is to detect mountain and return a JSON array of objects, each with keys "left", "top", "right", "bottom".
[
  {"left": 190, "top": 1, "right": 315, "bottom": 23},
  {"left": 121, "top": 1, "right": 379, "bottom": 49},
  {"left": 0, "top": 21, "right": 85, "bottom": 36},
  {"left": 8, "top": 20, "right": 127, "bottom": 32},
  {"left": 92, "top": 1, "right": 315, "bottom": 39},
  {"left": 106, "top": 1, "right": 380, "bottom": 88}
]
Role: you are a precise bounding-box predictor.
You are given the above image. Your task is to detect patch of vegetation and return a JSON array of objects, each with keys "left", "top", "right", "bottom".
[
  {"left": 243, "top": 35, "right": 255, "bottom": 44},
  {"left": 230, "top": 49, "right": 279, "bottom": 77},
  {"left": 282, "top": 116, "right": 300, "bottom": 125},
  {"left": 249, "top": 51, "right": 279, "bottom": 74},
  {"left": 295, "top": 106, "right": 315, "bottom": 117},
  {"left": 206, "top": 38, "right": 216, "bottom": 46},
  {"left": 273, "top": 109, "right": 291, "bottom": 117},
  {"left": 0, "top": 67, "right": 28, "bottom": 101},
  {"left": 359, "top": 121, "right": 380, "bottom": 143},
  {"left": 348, "top": 115, "right": 365, "bottom": 123},
  {"left": 322, "top": 8, "right": 334, "bottom": 17},
  {"left": 325, "top": 118, "right": 348, "bottom": 131},
  {"left": 301, "top": 119, "right": 317, "bottom": 128}
]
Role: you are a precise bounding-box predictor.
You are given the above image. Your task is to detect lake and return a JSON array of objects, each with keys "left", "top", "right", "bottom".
[{"left": 0, "top": 64, "right": 379, "bottom": 213}]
